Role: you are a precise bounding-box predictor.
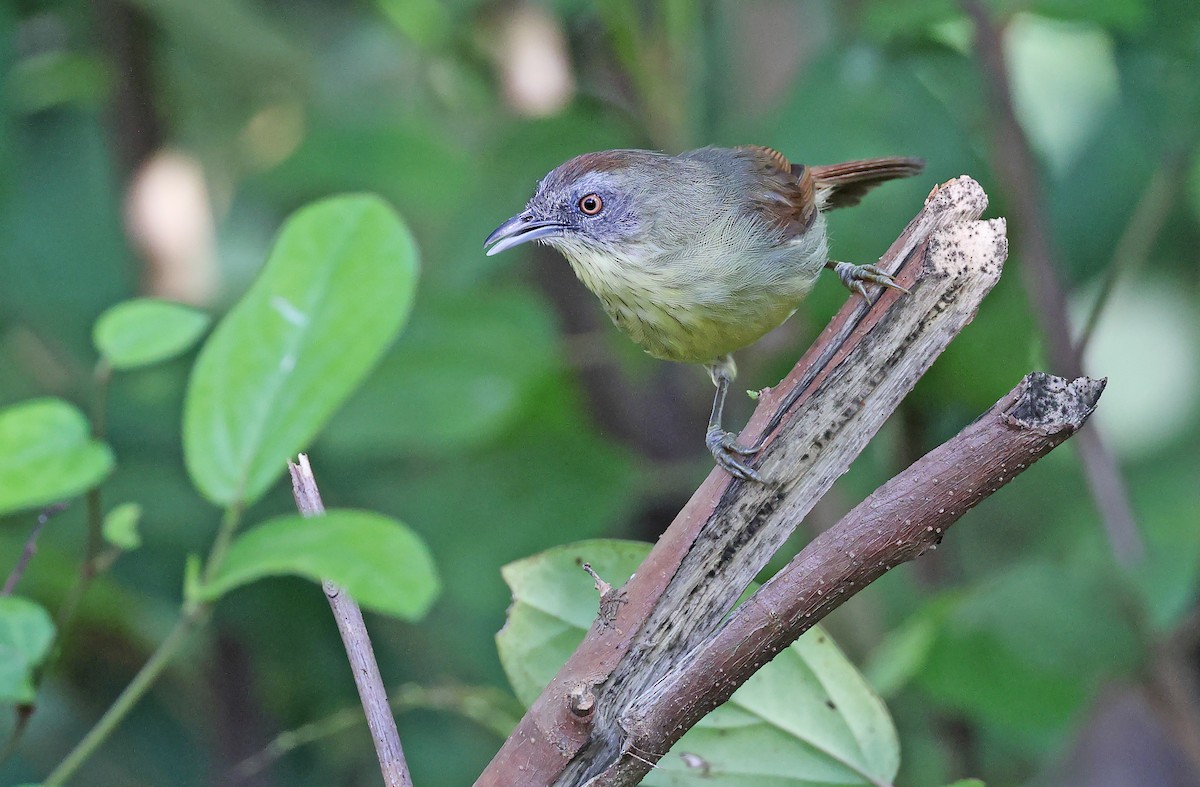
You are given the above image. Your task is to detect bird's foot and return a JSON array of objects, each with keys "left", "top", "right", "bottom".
[
  {"left": 706, "top": 428, "right": 764, "bottom": 483},
  {"left": 830, "top": 261, "right": 909, "bottom": 300}
]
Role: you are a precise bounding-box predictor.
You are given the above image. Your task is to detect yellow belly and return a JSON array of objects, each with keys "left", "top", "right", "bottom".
[{"left": 558, "top": 218, "right": 828, "bottom": 365}]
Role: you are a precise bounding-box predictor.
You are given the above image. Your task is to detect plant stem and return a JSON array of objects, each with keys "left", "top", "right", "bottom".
[
  {"left": 204, "top": 502, "right": 245, "bottom": 582},
  {"left": 84, "top": 360, "right": 112, "bottom": 577},
  {"left": 43, "top": 607, "right": 207, "bottom": 786},
  {"left": 44, "top": 502, "right": 242, "bottom": 783}
]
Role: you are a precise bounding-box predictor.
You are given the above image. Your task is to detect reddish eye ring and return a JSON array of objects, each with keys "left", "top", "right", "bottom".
[{"left": 578, "top": 193, "right": 603, "bottom": 215}]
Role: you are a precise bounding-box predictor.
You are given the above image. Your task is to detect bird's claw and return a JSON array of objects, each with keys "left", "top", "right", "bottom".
[
  {"left": 706, "top": 428, "right": 764, "bottom": 483},
  {"left": 832, "top": 262, "right": 909, "bottom": 300}
]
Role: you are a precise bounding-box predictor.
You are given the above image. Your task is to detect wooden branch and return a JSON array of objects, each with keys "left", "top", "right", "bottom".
[
  {"left": 288, "top": 454, "right": 413, "bottom": 787},
  {"left": 596, "top": 372, "right": 1104, "bottom": 783},
  {"left": 476, "top": 176, "right": 1008, "bottom": 786}
]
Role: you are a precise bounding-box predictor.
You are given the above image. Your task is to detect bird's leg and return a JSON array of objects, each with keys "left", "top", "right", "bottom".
[
  {"left": 826, "top": 260, "right": 910, "bottom": 300},
  {"left": 704, "top": 357, "right": 763, "bottom": 483}
]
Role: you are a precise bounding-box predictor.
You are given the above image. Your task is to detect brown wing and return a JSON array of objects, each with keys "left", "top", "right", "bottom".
[
  {"left": 736, "top": 145, "right": 818, "bottom": 238},
  {"left": 809, "top": 157, "right": 925, "bottom": 209}
]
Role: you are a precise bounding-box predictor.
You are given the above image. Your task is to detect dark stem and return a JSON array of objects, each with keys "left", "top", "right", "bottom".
[
  {"left": 961, "top": 0, "right": 1143, "bottom": 566},
  {"left": 2, "top": 502, "right": 69, "bottom": 597}
]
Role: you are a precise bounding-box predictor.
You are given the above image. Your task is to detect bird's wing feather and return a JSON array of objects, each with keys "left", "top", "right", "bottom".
[
  {"left": 808, "top": 157, "right": 925, "bottom": 209},
  {"left": 736, "top": 145, "right": 818, "bottom": 240}
]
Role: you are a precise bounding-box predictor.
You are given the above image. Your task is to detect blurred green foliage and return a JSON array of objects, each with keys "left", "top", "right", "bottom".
[{"left": 1, "top": 0, "right": 1198, "bottom": 785}]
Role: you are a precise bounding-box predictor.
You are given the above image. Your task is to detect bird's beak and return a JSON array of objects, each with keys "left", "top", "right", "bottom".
[{"left": 483, "top": 213, "right": 566, "bottom": 256}]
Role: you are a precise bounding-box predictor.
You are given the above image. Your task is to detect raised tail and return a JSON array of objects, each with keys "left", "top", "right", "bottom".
[{"left": 806, "top": 157, "right": 925, "bottom": 210}]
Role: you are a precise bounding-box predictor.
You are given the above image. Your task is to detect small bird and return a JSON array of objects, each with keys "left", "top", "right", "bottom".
[{"left": 484, "top": 146, "right": 923, "bottom": 481}]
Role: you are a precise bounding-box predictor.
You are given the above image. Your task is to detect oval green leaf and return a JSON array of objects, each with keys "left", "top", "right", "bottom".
[
  {"left": 200, "top": 510, "right": 439, "bottom": 620},
  {"left": 183, "top": 195, "right": 419, "bottom": 505},
  {"left": 0, "top": 596, "right": 56, "bottom": 703},
  {"left": 93, "top": 298, "right": 211, "bottom": 370},
  {"left": 0, "top": 398, "right": 114, "bottom": 515},
  {"left": 498, "top": 540, "right": 899, "bottom": 786}
]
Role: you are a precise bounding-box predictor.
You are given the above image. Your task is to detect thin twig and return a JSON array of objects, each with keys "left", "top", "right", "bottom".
[
  {"left": 44, "top": 611, "right": 205, "bottom": 786},
  {"left": 961, "top": 0, "right": 1142, "bottom": 566},
  {"left": 1078, "top": 149, "right": 1194, "bottom": 353},
  {"left": 288, "top": 454, "right": 412, "bottom": 787},
  {"left": 2, "top": 503, "right": 69, "bottom": 596}
]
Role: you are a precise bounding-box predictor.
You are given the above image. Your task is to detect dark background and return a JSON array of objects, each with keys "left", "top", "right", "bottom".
[{"left": 1, "top": 1, "right": 1198, "bottom": 784}]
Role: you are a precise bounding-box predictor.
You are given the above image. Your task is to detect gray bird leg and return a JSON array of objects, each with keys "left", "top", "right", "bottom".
[
  {"left": 826, "top": 260, "right": 910, "bottom": 300},
  {"left": 704, "top": 356, "right": 763, "bottom": 483}
]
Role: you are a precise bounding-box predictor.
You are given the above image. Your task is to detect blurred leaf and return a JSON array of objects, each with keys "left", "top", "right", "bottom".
[
  {"left": 259, "top": 122, "right": 474, "bottom": 233},
  {"left": 1005, "top": 14, "right": 1120, "bottom": 175},
  {"left": 861, "top": 0, "right": 960, "bottom": 42},
  {"left": 943, "top": 780, "right": 986, "bottom": 787},
  {"left": 0, "top": 596, "right": 55, "bottom": 703},
  {"left": 0, "top": 398, "right": 113, "bottom": 516},
  {"left": 102, "top": 502, "right": 143, "bottom": 551},
  {"left": 499, "top": 540, "right": 899, "bottom": 786},
  {"left": 916, "top": 560, "right": 1137, "bottom": 733},
  {"left": 0, "top": 115, "right": 129, "bottom": 348},
  {"left": 1018, "top": 0, "right": 1147, "bottom": 29},
  {"left": 377, "top": 0, "right": 452, "bottom": 47},
  {"left": 323, "top": 287, "right": 561, "bottom": 456},
  {"left": 93, "top": 298, "right": 210, "bottom": 370},
  {"left": 183, "top": 195, "right": 418, "bottom": 506},
  {"left": 864, "top": 596, "right": 957, "bottom": 698},
  {"left": 8, "top": 51, "right": 110, "bottom": 114},
  {"left": 1125, "top": 448, "right": 1200, "bottom": 628},
  {"left": 201, "top": 510, "right": 439, "bottom": 620}
]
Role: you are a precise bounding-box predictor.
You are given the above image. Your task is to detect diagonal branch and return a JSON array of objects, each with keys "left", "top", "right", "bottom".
[
  {"left": 598, "top": 372, "right": 1104, "bottom": 783},
  {"left": 288, "top": 454, "right": 412, "bottom": 787},
  {"left": 476, "top": 175, "right": 1009, "bottom": 785}
]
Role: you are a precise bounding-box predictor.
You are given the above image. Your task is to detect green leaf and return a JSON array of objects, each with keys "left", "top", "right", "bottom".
[
  {"left": 650, "top": 631, "right": 899, "bottom": 785},
  {"left": 0, "top": 398, "right": 113, "bottom": 515},
  {"left": 498, "top": 540, "right": 899, "bottom": 786},
  {"left": 497, "top": 539, "right": 650, "bottom": 706},
  {"left": 93, "top": 298, "right": 210, "bottom": 370},
  {"left": 200, "top": 510, "right": 439, "bottom": 620},
  {"left": 183, "top": 195, "right": 419, "bottom": 506},
  {"left": 0, "top": 596, "right": 56, "bottom": 703},
  {"left": 102, "top": 502, "right": 142, "bottom": 550},
  {"left": 942, "top": 780, "right": 985, "bottom": 787}
]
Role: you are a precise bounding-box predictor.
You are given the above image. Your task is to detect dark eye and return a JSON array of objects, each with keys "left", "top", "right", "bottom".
[{"left": 578, "top": 193, "right": 603, "bottom": 216}]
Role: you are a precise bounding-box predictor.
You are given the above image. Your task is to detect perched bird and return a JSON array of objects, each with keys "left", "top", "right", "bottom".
[{"left": 484, "top": 146, "right": 923, "bottom": 481}]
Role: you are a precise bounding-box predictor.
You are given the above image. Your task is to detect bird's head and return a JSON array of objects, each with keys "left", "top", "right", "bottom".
[{"left": 484, "top": 150, "right": 669, "bottom": 259}]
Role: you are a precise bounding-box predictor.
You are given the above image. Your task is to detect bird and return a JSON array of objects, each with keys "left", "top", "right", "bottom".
[{"left": 484, "top": 145, "right": 923, "bottom": 482}]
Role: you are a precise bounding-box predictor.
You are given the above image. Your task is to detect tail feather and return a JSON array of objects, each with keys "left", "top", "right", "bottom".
[{"left": 803, "top": 157, "right": 925, "bottom": 210}]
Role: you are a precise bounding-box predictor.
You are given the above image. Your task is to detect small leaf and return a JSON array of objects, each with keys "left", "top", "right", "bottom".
[
  {"left": 0, "top": 398, "right": 113, "bottom": 515},
  {"left": 498, "top": 540, "right": 899, "bottom": 786},
  {"left": 102, "top": 502, "right": 142, "bottom": 550},
  {"left": 183, "top": 195, "right": 419, "bottom": 506},
  {"left": 93, "top": 298, "right": 210, "bottom": 370},
  {"left": 200, "top": 510, "right": 439, "bottom": 620},
  {"left": 497, "top": 539, "right": 649, "bottom": 706},
  {"left": 0, "top": 597, "right": 56, "bottom": 703}
]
